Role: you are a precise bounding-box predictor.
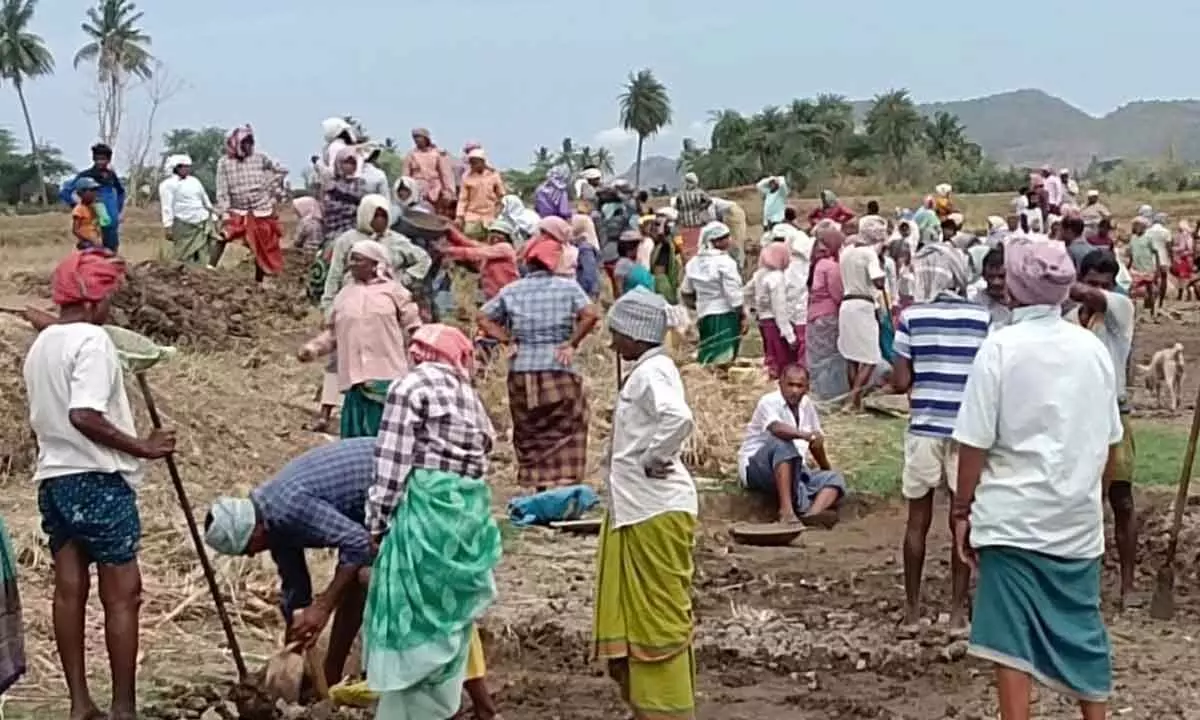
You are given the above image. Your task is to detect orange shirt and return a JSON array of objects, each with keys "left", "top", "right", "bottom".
[
  {"left": 455, "top": 170, "right": 506, "bottom": 225},
  {"left": 72, "top": 203, "right": 100, "bottom": 243}
]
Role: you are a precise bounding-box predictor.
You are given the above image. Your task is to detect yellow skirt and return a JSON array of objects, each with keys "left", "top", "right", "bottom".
[
  {"left": 592, "top": 511, "right": 697, "bottom": 719},
  {"left": 465, "top": 624, "right": 486, "bottom": 680}
]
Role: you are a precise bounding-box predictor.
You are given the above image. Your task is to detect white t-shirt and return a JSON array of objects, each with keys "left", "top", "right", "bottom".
[
  {"left": 952, "top": 306, "right": 1121, "bottom": 559},
  {"left": 23, "top": 323, "right": 142, "bottom": 485},
  {"left": 738, "top": 391, "right": 822, "bottom": 484}
]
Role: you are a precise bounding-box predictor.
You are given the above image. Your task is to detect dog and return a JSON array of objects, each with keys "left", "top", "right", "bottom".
[{"left": 1140, "top": 343, "right": 1185, "bottom": 411}]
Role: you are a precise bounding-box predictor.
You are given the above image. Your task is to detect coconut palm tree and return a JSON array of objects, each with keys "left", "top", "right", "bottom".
[
  {"left": 73, "top": 0, "right": 154, "bottom": 147},
  {"left": 0, "top": 0, "right": 53, "bottom": 203},
  {"left": 924, "top": 111, "right": 967, "bottom": 161},
  {"left": 865, "top": 89, "right": 923, "bottom": 182},
  {"left": 618, "top": 69, "right": 671, "bottom": 188},
  {"left": 593, "top": 147, "right": 616, "bottom": 176}
]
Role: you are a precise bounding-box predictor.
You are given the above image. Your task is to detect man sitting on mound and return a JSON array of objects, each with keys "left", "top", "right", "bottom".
[{"left": 737, "top": 364, "right": 846, "bottom": 526}]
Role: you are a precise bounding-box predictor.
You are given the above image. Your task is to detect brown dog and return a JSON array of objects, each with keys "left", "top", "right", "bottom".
[{"left": 1140, "top": 343, "right": 1185, "bottom": 410}]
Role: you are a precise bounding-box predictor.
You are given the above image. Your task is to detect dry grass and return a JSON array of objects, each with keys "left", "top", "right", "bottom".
[{"left": 0, "top": 191, "right": 1190, "bottom": 713}]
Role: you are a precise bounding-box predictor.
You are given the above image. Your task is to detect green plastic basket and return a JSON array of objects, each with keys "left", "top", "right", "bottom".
[{"left": 103, "top": 325, "right": 178, "bottom": 373}]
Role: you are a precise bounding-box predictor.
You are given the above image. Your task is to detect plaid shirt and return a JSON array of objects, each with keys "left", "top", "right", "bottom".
[
  {"left": 249, "top": 437, "right": 375, "bottom": 622},
  {"left": 912, "top": 242, "right": 969, "bottom": 303},
  {"left": 479, "top": 272, "right": 590, "bottom": 373},
  {"left": 368, "top": 363, "right": 495, "bottom": 535},
  {"left": 215, "top": 153, "right": 288, "bottom": 216}
]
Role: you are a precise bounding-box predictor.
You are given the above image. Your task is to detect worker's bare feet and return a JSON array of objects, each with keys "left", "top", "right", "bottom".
[
  {"left": 948, "top": 609, "right": 970, "bottom": 636},
  {"left": 778, "top": 512, "right": 801, "bottom": 525},
  {"left": 307, "top": 415, "right": 332, "bottom": 433},
  {"left": 901, "top": 605, "right": 921, "bottom": 628},
  {"left": 68, "top": 703, "right": 105, "bottom": 720},
  {"left": 801, "top": 510, "right": 839, "bottom": 529}
]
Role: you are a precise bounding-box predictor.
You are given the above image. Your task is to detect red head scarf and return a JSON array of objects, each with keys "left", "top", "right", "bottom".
[
  {"left": 226, "top": 125, "right": 254, "bottom": 159},
  {"left": 409, "top": 324, "right": 475, "bottom": 378},
  {"left": 51, "top": 249, "right": 126, "bottom": 306}
]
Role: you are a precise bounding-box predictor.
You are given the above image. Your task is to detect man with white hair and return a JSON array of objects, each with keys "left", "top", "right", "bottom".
[
  {"left": 204, "top": 437, "right": 375, "bottom": 686},
  {"left": 575, "top": 166, "right": 603, "bottom": 209},
  {"left": 158, "top": 154, "right": 218, "bottom": 265}
]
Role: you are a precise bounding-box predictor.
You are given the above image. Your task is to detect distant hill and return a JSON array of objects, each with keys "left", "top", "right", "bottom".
[
  {"left": 617, "top": 155, "right": 679, "bottom": 189},
  {"left": 852, "top": 89, "right": 1200, "bottom": 169}
]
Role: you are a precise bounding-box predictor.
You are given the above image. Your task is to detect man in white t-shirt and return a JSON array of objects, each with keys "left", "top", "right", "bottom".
[
  {"left": 23, "top": 250, "right": 176, "bottom": 720},
  {"left": 737, "top": 365, "right": 846, "bottom": 526}
]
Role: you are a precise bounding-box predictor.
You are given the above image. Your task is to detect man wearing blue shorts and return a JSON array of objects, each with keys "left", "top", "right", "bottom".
[
  {"left": 737, "top": 365, "right": 846, "bottom": 526},
  {"left": 23, "top": 249, "right": 175, "bottom": 720}
]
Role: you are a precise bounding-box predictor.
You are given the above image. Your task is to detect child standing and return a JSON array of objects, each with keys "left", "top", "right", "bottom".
[{"left": 70, "top": 178, "right": 105, "bottom": 250}]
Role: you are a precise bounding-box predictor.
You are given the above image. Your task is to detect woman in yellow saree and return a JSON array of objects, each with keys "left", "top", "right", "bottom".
[{"left": 592, "top": 289, "right": 699, "bottom": 719}]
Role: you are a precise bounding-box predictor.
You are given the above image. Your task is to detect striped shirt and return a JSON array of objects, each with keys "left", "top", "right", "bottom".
[{"left": 893, "top": 295, "right": 991, "bottom": 438}]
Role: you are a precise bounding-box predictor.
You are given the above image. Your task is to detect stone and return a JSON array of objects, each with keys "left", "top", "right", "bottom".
[{"left": 200, "top": 708, "right": 222, "bottom": 720}]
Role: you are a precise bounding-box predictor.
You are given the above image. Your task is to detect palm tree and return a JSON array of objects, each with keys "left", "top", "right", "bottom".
[
  {"left": 593, "top": 147, "right": 616, "bottom": 176},
  {"left": 73, "top": 0, "right": 154, "bottom": 147},
  {"left": 865, "top": 89, "right": 924, "bottom": 181},
  {"left": 618, "top": 69, "right": 671, "bottom": 188},
  {"left": 556, "top": 137, "right": 576, "bottom": 171},
  {"left": 924, "top": 111, "right": 967, "bottom": 161},
  {"left": 532, "top": 145, "right": 553, "bottom": 171},
  {"left": 0, "top": 0, "right": 53, "bottom": 203}
]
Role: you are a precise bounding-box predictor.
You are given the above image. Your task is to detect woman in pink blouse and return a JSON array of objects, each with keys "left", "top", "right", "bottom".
[
  {"left": 404, "top": 128, "right": 457, "bottom": 218},
  {"left": 805, "top": 223, "right": 849, "bottom": 399},
  {"left": 298, "top": 239, "right": 421, "bottom": 438}
]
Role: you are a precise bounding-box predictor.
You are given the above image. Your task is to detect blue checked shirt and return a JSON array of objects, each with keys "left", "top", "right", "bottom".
[
  {"left": 480, "top": 271, "right": 590, "bottom": 373},
  {"left": 250, "top": 437, "right": 375, "bottom": 622}
]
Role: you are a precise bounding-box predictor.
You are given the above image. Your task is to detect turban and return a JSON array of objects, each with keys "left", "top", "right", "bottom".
[
  {"left": 204, "top": 497, "right": 256, "bottom": 555},
  {"left": 350, "top": 239, "right": 393, "bottom": 279},
  {"left": 859, "top": 216, "right": 888, "bottom": 243},
  {"left": 51, "top": 249, "right": 126, "bottom": 306},
  {"left": 410, "top": 323, "right": 474, "bottom": 378},
  {"left": 524, "top": 237, "right": 563, "bottom": 270},
  {"left": 537, "top": 216, "right": 572, "bottom": 244},
  {"left": 580, "top": 168, "right": 603, "bottom": 181},
  {"left": 607, "top": 287, "right": 668, "bottom": 345},
  {"left": 758, "top": 241, "right": 791, "bottom": 271},
  {"left": 1005, "top": 239, "right": 1074, "bottom": 307},
  {"left": 164, "top": 154, "right": 192, "bottom": 172},
  {"left": 699, "top": 221, "right": 731, "bottom": 248}
]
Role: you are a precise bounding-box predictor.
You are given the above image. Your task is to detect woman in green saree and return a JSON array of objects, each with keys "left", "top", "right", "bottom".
[{"left": 363, "top": 324, "right": 503, "bottom": 720}]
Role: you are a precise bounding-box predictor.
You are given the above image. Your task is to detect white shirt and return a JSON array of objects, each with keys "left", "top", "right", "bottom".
[
  {"left": 608, "top": 348, "right": 698, "bottom": 528},
  {"left": 952, "top": 305, "right": 1122, "bottom": 559},
  {"left": 839, "top": 244, "right": 886, "bottom": 297},
  {"left": 360, "top": 162, "right": 390, "bottom": 198},
  {"left": 24, "top": 323, "right": 142, "bottom": 485},
  {"left": 738, "top": 391, "right": 822, "bottom": 484},
  {"left": 681, "top": 248, "right": 743, "bottom": 318},
  {"left": 1044, "top": 175, "right": 1065, "bottom": 207},
  {"left": 159, "top": 175, "right": 214, "bottom": 227},
  {"left": 752, "top": 270, "right": 798, "bottom": 345}
]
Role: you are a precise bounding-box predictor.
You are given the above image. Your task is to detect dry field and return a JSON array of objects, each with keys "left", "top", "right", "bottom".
[{"left": 1, "top": 199, "right": 1200, "bottom": 719}]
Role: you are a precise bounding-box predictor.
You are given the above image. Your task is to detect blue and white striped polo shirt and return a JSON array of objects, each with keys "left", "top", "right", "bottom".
[{"left": 893, "top": 295, "right": 991, "bottom": 438}]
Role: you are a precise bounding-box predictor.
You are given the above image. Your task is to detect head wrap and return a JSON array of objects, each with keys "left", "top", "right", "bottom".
[
  {"left": 859, "top": 216, "right": 888, "bottom": 244},
  {"left": 1005, "top": 238, "right": 1074, "bottom": 307},
  {"left": 935, "top": 183, "right": 952, "bottom": 197},
  {"left": 204, "top": 497, "right": 256, "bottom": 555},
  {"left": 655, "top": 206, "right": 679, "bottom": 222},
  {"left": 322, "top": 117, "right": 352, "bottom": 142},
  {"left": 1137, "top": 204, "right": 1154, "bottom": 219},
  {"left": 607, "top": 287, "right": 668, "bottom": 345},
  {"left": 759, "top": 241, "right": 791, "bottom": 271},
  {"left": 1153, "top": 212, "right": 1169, "bottom": 225},
  {"left": 488, "top": 217, "right": 516, "bottom": 238},
  {"left": 52, "top": 249, "right": 126, "bottom": 306},
  {"left": 545, "top": 165, "right": 569, "bottom": 190},
  {"left": 570, "top": 213, "right": 599, "bottom": 249},
  {"left": 580, "top": 167, "right": 603, "bottom": 181},
  {"left": 537, "top": 216, "right": 572, "bottom": 244},
  {"left": 683, "top": 172, "right": 700, "bottom": 189},
  {"left": 334, "top": 146, "right": 360, "bottom": 179},
  {"left": 411, "top": 127, "right": 432, "bottom": 140},
  {"left": 524, "top": 237, "right": 563, "bottom": 271},
  {"left": 819, "top": 189, "right": 837, "bottom": 208},
  {"left": 1059, "top": 168, "right": 1070, "bottom": 176},
  {"left": 612, "top": 178, "right": 633, "bottom": 193},
  {"left": 467, "top": 147, "right": 487, "bottom": 160},
  {"left": 699, "top": 221, "right": 731, "bottom": 249},
  {"left": 987, "top": 216, "right": 1006, "bottom": 232},
  {"left": 74, "top": 176, "right": 102, "bottom": 191},
  {"left": 164, "top": 154, "right": 192, "bottom": 173},
  {"left": 462, "top": 141, "right": 482, "bottom": 154},
  {"left": 1087, "top": 189, "right": 1100, "bottom": 199},
  {"left": 912, "top": 243, "right": 970, "bottom": 301},
  {"left": 292, "top": 196, "right": 321, "bottom": 220},
  {"left": 409, "top": 324, "right": 475, "bottom": 378},
  {"left": 349, "top": 238, "right": 393, "bottom": 280},
  {"left": 225, "top": 125, "right": 254, "bottom": 159},
  {"left": 556, "top": 243, "right": 579, "bottom": 278},
  {"left": 393, "top": 176, "right": 422, "bottom": 207},
  {"left": 812, "top": 223, "right": 845, "bottom": 260}
]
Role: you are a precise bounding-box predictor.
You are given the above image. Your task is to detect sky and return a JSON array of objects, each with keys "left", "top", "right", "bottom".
[{"left": 6, "top": 0, "right": 1199, "bottom": 180}]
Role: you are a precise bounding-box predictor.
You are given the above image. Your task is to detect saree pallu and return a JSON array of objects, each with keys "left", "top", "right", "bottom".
[
  {"left": 0, "top": 516, "right": 23, "bottom": 695},
  {"left": 171, "top": 218, "right": 218, "bottom": 265},
  {"left": 968, "top": 546, "right": 1111, "bottom": 702},
  {"left": 308, "top": 240, "right": 335, "bottom": 304},
  {"left": 340, "top": 380, "right": 392, "bottom": 438},
  {"left": 696, "top": 311, "right": 741, "bottom": 366},
  {"left": 223, "top": 213, "right": 284, "bottom": 275},
  {"left": 508, "top": 371, "right": 588, "bottom": 489},
  {"left": 806, "top": 314, "right": 849, "bottom": 400},
  {"left": 365, "top": 468, "right": 502, "bottom": 720},
  {"left": 593, "top": 511, "right": 697, "bottom": 719}
]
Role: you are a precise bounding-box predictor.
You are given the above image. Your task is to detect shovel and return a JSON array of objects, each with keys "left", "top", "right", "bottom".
[
  {"left": 1149, "top": 380, "right": 1200, "bottom": 620},
  {"left": 103, "top": 326, "right": 248, "bottom": 679}
]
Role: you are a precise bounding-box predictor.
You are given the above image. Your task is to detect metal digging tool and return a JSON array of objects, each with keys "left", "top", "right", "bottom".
[
  {"left": 104, "top": 326, "right": 248, "bottom": 680},
  {"left": 1150, "top": 380, "right": 1200, "bottom": 620}
]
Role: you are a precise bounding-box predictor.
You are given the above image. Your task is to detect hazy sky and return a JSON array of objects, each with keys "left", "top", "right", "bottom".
[{"left": 6, "top": 0, "right": 1198, "bottom": 177}]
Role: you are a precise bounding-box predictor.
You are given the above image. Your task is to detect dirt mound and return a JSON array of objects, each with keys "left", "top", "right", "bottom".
[
  {"left": 0, "top": 326, "right": 34, "bottom": 474},
  {"left": 15, "top": 248, "right": 316, "bottom": 351}
]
